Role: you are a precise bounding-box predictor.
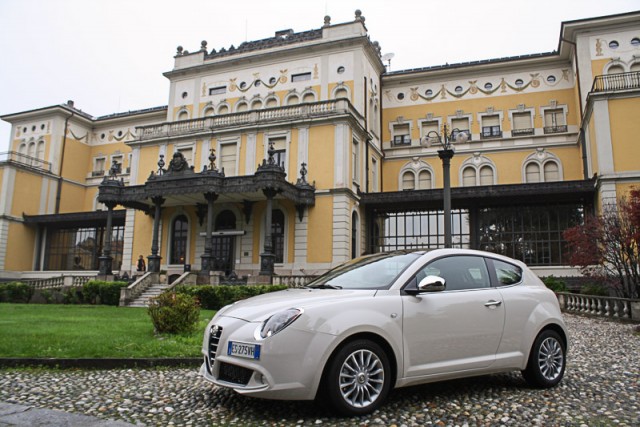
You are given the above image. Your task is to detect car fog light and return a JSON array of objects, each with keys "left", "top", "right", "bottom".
[{"left": 260, "top": 374, "right": 267, "bottom": 384}]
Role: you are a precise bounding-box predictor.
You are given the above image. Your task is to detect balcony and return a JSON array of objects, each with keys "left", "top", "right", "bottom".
[
  {"left": 0, "top": 151, "right": 52, "bottom": 172},
  {"left": 135, "top": 99, "right": 362, "bottom": 142},
  {"left": 591, "top": 71, "right": 640, "bottom": 93},
  {"left": 481, "top": 126, "right": 502, "bottom": 139},
  {"left": 91, "top": 170, "right": 105, "bottom": 177}
]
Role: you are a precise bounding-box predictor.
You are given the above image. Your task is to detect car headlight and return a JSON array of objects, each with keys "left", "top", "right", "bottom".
[{"left": 258, "top": 308, "right": 303, "bottom": 339}]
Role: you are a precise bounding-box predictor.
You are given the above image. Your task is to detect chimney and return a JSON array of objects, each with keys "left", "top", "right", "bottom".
[{"left": 67, "top": 100, "right": 75, "bottom": 108}]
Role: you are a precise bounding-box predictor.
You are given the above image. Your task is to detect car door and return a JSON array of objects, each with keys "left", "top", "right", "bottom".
[{"left": 402, "top": 255, "right": 505, "bottom": 378}]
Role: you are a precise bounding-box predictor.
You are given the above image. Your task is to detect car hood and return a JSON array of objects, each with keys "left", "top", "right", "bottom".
[{"left": 219, "top": 288, "right": 378, "bottom": 322}]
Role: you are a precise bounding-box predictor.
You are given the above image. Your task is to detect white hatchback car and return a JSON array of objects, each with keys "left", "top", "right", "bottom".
[{"left": 200, "top": 249, "right": 568, "bottom": 415}]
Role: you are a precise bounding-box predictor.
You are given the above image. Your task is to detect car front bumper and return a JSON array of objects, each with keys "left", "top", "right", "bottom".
[{"left": 199, "top": 314, "right": 335, "bottom": 401}]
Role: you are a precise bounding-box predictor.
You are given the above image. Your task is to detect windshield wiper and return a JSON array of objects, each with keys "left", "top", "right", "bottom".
[{"left": 307, "top": 283, "right": 343, "bottom": 289}]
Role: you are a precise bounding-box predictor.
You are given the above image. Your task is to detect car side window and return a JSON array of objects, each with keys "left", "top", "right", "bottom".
[
  {"left": 491, "top": 259, "right": 523, "bottom": 286},
  {"left": 418, "top": 256, "right": 491, "bottom": 291}
]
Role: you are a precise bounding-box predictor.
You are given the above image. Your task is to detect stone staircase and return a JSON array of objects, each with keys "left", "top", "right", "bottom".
[{"left": 127, "top": 283, "right": 172, "bottom": 307}]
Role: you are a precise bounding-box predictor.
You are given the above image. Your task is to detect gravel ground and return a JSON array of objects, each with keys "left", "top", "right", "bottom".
[{"left": 1, "top": 314, "right": 639, "bottom": 426}]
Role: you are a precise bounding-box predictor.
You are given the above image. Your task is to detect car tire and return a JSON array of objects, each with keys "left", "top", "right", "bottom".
[
  {"left": 522, "top": 329, "right": 566, "bottom": 388},
  {"left": 324, "top": 339, "right": 392, "bottom": 416}
]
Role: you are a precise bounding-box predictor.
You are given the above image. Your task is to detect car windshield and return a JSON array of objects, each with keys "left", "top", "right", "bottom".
[{"left": 306, "top": 252, "right": 421, "bottom": 290}]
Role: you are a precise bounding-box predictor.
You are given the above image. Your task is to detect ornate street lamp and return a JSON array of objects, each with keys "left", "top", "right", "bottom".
[{"left": 421, "top": 124, "right": 469, "bottom": 248}]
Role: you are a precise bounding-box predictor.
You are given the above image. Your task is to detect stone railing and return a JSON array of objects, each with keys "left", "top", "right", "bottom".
[
  {"left": 119, "top": 272, "right": 157, "bottom": 306},
  {"left": 136, "top": 99, "right": 361, "bottom": 141},
  {"left": 557, "top": 292, "right": 640, "bottom": 321},
  {"left": 272, "top": 275, "right": 318, "bottom": 288},
  {"left": 165, "top": 272, "right": 198, "bottom": 291},
  {"left": 25, "top": 275, "right": 95, "bottom": 290}
]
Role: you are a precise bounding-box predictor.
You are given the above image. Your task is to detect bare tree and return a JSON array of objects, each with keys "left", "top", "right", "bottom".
[{"left": 563, "top": 192, "right": 640, "bottom": 299}]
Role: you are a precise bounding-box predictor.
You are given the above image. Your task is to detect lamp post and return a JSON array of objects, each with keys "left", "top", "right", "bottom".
[{"left": 421, "top": 124, "right": 468, "bottom": 248}]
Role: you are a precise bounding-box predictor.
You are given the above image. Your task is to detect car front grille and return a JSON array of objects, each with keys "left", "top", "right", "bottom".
[
  {"left": 219, "top": 362, "right": 253, "bottom": 385},
  {"left": 207, "top": 325, "right": 223, "bottom": 374}
]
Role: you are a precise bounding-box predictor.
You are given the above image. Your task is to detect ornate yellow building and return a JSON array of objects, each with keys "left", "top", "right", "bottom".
[{"left": 1, "top": 10, "right": 639, "bottom": 283}]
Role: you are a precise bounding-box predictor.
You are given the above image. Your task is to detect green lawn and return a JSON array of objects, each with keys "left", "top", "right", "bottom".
[{"left": 0, "top": 304, "right": 215, "bottom": 358}]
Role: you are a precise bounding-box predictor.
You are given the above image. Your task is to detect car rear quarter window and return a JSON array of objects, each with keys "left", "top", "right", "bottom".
[{"left": 491, "top": 259, "right": 523, "bottom": 285}]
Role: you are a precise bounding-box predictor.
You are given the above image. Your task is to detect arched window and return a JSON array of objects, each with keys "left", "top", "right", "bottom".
[
  {"left": 18, "top": 143, "right": 26, "bottom": 156},
  {"left": 177, "top": 111, "right": 188, "bottom": 121},
  {"left": 203, "top": 107, "right": 215, "bottom": 117},
  {"left": 351, "top": 211, "right": 359, "bottom": 259},
  {"left": 272, "top": 210, "right": 285, "bottom": 264},
  {"left": 36, "top": 141, "right": 45, "bottom": 160},
  {"left": 27, "top": 142, "right": 36, "bottom": 160},
  {"left": 302, "top": 92, "right": 315, "bottom": 103},
  {"left": 462, "top": 167, "right": 476, "bottom": 186},
  {"left": 334, "top": 88, "right": 349, "bottom": 100},
  {"left": 418, "top": 170, "right": 432, "bottom": 189},
  {"left": 631, "top": 63, "right": 640, "bottom": 72},
  {"left": 250, "top": 99, "right": 263, "bottom": 110},
  {"left": 286, "top": 94, "right": 299, "bottom": 105},
  {"left": 236, "top": 101, "right": 248, "bottom": 112},
  {"left": 525, "top": 163, "right": 541, "bottom": 183},
  {"left": 215, "top": 210, "right": 236, "bottom": 230},
  {"left": 543, "top": 161, "right": 560, "bottom": 182},
  {"left": 170, "top": 215, "right": 188, "bottom": 264},
  {"left": 479, "top": 166, "right": 494, "bottom": 185},
  {"left": 217, "top": 104, "right": 229, "bottom": 114},
  {"left": 607, "top": 64, "right": 625, "bottom": 75},
  {"left": 265, "top": 97, "right": 278, "bottom": 108},
  {"left": 402, "top": 171, "right": 415, "bottom": 190}
]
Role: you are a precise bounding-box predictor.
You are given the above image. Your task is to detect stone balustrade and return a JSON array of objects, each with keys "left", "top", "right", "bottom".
[
  {"left": 25, "top": 275, "right": 94, "bottom": 290},
  {"left": 119, "top": 272, "right": 157, "bottom": 306},
  {"left": 557, "top": 292, "right": 640, "bottom": 321}
]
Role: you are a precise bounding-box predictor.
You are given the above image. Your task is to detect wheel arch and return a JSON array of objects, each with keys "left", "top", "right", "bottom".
[{"left": 316, "top": 332, "right": 398, "bottom": 398}]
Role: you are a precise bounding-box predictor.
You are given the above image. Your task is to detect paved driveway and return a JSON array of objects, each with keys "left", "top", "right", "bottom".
[{"left": 1, "top": 314, "right": 638, "bottom": 426}]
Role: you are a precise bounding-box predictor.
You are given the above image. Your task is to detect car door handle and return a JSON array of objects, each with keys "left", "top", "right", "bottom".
[{"left": 484, "top": 300, "right": 502, "bottom": 308}]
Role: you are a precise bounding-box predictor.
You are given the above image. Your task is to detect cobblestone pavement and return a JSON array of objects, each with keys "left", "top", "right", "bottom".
[{"left": 1, "top": 314, "right": 639, "bottom": 426}]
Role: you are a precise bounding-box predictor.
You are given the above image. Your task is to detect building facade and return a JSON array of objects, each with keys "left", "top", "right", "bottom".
[{"left": 1, "top": 10, "right": 639, "bottom": 281}]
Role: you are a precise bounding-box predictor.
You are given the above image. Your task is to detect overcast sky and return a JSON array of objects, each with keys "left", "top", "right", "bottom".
[{"left": 1, "top": 0, "right": 638, "bottom": 152}]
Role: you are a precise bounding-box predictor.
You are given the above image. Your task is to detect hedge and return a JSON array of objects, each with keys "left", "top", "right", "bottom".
[
  {"left": 0, "top": 280, "right": 127, "bottom": 305},
  {"left": 175, "top": 284, "right": 287, "bottom": 310},
  {"left": 0, "top": 282, "right": 34, "bottom": 303}
]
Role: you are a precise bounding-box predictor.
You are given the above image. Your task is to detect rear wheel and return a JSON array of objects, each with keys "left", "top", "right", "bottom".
[
  {"left": 522, "top": 329, "right": 566, "bottom": 388},
  {"left": 324, "top": 339, "right": 391, "bottom": 415}
]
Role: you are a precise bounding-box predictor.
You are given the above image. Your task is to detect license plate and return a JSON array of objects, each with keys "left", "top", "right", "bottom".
[{"left": 227, "top": 341, "right": 261, "bottom": 360}]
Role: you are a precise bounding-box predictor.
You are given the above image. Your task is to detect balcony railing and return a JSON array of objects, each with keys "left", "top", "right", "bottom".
[
  {"left": 591, "top": 71, "right": 640, "bottom": 93},
  {"left": 136, "top": 99, "right": 361, "bottom": 141},
  {"left": 512, "top": 128, "right": 534, "bottom": 136},
  {"left": 392, "top": 135, "right": 411, "bottom": 145},
  {"left": 481, "top": 126, "right": 502, "bottom": 139},
  {"left": 543, "top": 125, "right": 568, "bottom": 134},
  {"left": 0, "top": 151, "right": 52, "bottom": 172}
]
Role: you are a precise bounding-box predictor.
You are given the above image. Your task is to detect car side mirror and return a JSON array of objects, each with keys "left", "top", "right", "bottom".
[
  {"left": 418, "top": 275, "right": 446, "bottom": 292},
  {"left": 405, "top": 275, "right": 446, "bottom": 295}
]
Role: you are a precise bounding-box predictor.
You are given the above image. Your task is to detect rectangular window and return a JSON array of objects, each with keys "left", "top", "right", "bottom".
[
  {"left": 371, "top": 158, "right": 378, "bottom": 192},
  {"left": 512, "top": 112, "right": 534, "bottom": 136},
  {"left": 352, "top": 139, "right": 360, "bottom": 183},
  {"left": 92, "top": 158, "right": 106, "bottom": 177},
  {"left": 544, "top": 109, "right": 567, "bottom": 134},
  {"left": 392, "top": 123, "right": 411, "bottom": 145},
  {"left": 44, "top": 225, "right": 124, "bottom": 271},
  {"left": 291, "top": 72, "right": 311, "bottom": 82},
  {"left": 111, "top": 155, "right": 123, "bottom": 174},
  {"left": 481, "top": 115, "right": 501, "bottom": 139},
  {"left": 269, "top": 137, "right": 286, "bottom": 170},
  {"left": 451, "top": 118, "right": 471, "bottom": 141},
  {"left": 177, "top": 147, "right": 193, "bottom": 165},
  {"left": 209, "top": 86, "right": 226, "bottom": 95},
  {"left": 220, "top": 143, "right": 237, "bottom": 176},
  {"left": 420, "top": 121, "right": 439, "bottom": 139}
]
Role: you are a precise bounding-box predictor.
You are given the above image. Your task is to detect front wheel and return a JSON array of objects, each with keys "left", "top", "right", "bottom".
[
  {"left": 324, "top": 339, "right": 392, "bottom": 416},
  {"left": 522, "top": 329, "right": 566, "bottom": 388}
]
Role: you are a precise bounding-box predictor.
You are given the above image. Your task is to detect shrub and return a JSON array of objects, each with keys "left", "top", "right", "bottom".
[
  {"left": 148, "top": 292, "right": 201, "bottom": 334},
  {"left": 542, "top": 276, "right": 568, "bottom": 293},
  {"left": 82, "top": 280, "right": 128, "bottom": 306},
  {"left": 581, "top": 283, "right": 609, "bottom": 296},
  {"left": 0, "top": 282, "right": 34, "bottom": 303},
  {"left": 175, "top": 284, "right": 287, "bottom": 310}
]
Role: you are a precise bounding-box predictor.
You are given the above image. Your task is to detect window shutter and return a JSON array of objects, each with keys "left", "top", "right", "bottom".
[
  {"left": 220, "top": 144, "right": 237, "bottom": 176},
  {"left": 513, "top": 112, "right": 532, "bottom": 129}
]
